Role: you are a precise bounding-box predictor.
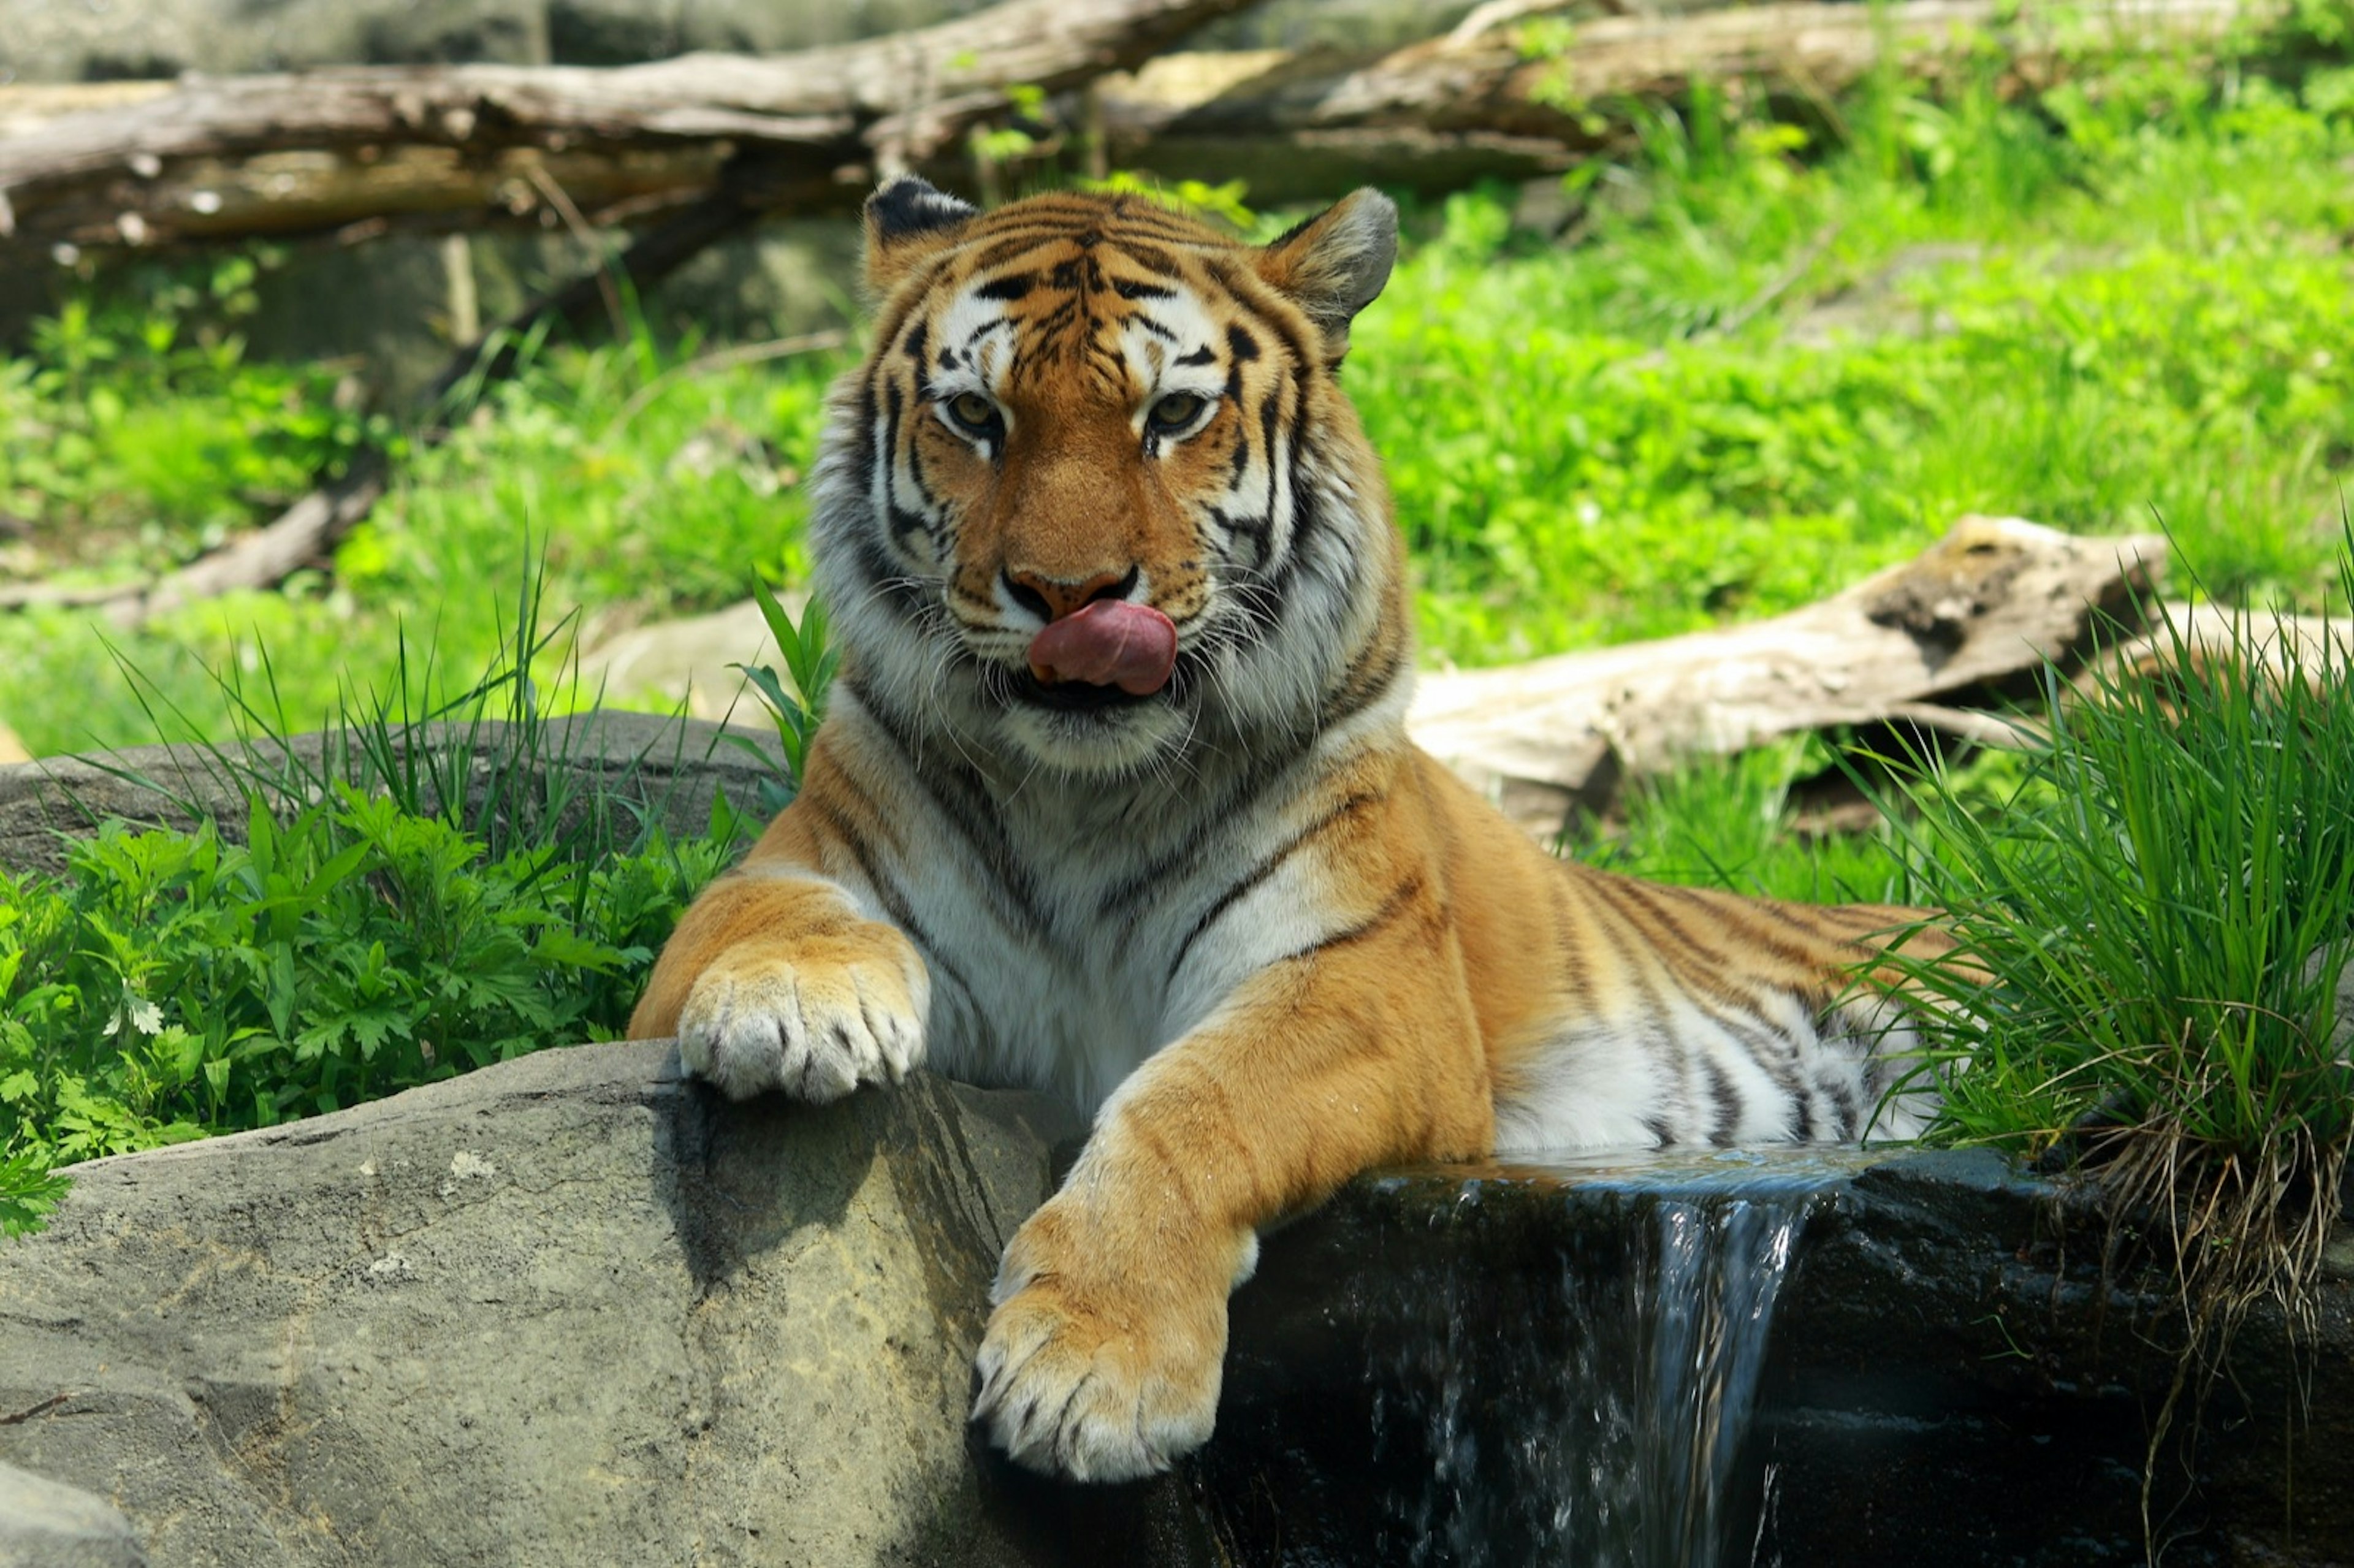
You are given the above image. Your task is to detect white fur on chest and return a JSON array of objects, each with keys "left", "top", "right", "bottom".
[{"left": 828, "top": 734, "right": 1349, "bottom": 1114}]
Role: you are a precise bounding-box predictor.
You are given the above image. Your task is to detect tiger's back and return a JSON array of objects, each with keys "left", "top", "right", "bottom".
[{"left": 630, "top": 178, "right": 1952, "bottom": 1482}]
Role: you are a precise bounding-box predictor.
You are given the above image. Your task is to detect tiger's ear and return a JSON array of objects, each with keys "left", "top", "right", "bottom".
[
  {"left": 1251, "top": 188, "right": 1398, "bottom": 359},
  {"left": 863, "top": 176, "right": 980, "bottom": 295}
]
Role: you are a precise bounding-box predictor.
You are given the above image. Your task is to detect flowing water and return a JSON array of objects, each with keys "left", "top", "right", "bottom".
[{"left": 1361, "top": 1148, "right": 1875, "bottom": 1568}]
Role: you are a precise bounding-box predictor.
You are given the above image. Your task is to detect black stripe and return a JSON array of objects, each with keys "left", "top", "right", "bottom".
[
  {"left": 964, "top": 231, "right": 1075, "bottom": 270},
  {"left": 1273, "top": 872, "right": 1427, "bottom": 969},
  {"left": 847, "top": 379, "right": 880, "bottom": 503},
  {"left": 1258, "top": 383, "right": 1283, "bottom": 532},
  {"left": 1608, "top": 879, "right": 1759, "bottom": 1001},
  {"left": 1094, "top": 748, "right": 1301, "bottom": 919},
  {"left": 1602, "top": 882, "right": 1817, "bottom": 1106},
  {"left": 977, "top": 273, "right": 1035, "bottom": 301},
  {"left": 1163, "top": 789, "right": 1388, "bottom": 989},
  {"left": 1547, "top": 871, "right": 1597, "bottom": 995},
  {"left": 1707, "top": 896, "right": 1842, "bottom": 978},
  {"left": 880, "top": 381, "right": 931, "bottom": 550},
  {"left": 1259, "top": 447, "right": 1314, "bottom": 609},
  {"left": 834, "top": 701, "right": 1048, "bottom": 950},
  {"left": 1208, "top": 258, "right": 1317, "bottom": 386},
  {"left": 842, "top": 536, "right": 925, "bottom": 620},
  {"left": 1205, "top": 505, "right": 1273, "bottom": 568},
  {"left": 913, "top": 759, "right": 1050, "bottom": 938},
  {"left": 867, "top": 286, "right": 930, "bottom": 370},
  {"left": 901, "top": 424, "right": 942, "bottom": 541},
  {"left": 1320, "top": 631, "right": 1406, "bottom": 730},
  {"left": 1703, "top": 1054, "right": 1739, "bottom": 1146},
  {"left": 1584, "top": 885, "right": 1697, "bottom": 1135},
  {"left": 1816, "top": 1065, "right": 1862, "bottom": 1140}
]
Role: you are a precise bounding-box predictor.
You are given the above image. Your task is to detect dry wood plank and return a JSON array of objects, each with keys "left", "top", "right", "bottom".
[{"left": 0, "top": 0, "right": 1257, "bottom": 249}]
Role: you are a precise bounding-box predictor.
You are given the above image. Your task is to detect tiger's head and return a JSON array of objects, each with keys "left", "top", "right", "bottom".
[{"left": 809, "top": 177, "right": 1407, "bottom": 778}]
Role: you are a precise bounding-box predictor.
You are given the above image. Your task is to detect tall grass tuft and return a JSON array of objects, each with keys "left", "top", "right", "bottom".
[{"left": 1881, "top": 547, "right": 2354, "bottom": 1542}]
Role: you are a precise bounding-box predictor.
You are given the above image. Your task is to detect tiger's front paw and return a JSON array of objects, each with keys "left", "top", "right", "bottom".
[
  {"left": 676, "top": 924, "right": 928, "bottom": 1103},
  {"left": 970, "top": 1201, "right": 1235, "bottom": 1483}
]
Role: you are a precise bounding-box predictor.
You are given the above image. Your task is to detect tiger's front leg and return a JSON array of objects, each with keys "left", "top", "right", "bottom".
[
  {"left": 972, "top": 919, "right": 1495, "bottom": 1482},
  {"left": 628, "top": 866, "right": 930, "bottom": 1105}
]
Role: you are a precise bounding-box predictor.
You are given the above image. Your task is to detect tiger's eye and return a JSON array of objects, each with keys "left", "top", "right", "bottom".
[
  {"left": 947, "top": 392, "right": 997, "bottom": 430},
  {"left": 1148, "top": 393, "right": 1204, "bottom": 430}
]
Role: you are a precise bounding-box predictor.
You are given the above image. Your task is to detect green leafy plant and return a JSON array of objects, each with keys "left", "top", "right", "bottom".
[
  {"left": 0, "top": 793, "right": 732, "bottom": 1201},
  {"left": 1, "top": 249, "right": 388, "bottom": 586},
  {"left": 727, "top": 580, "right": 839, "bottom": 815},
  {"left": 0, "top": 564, "right": 748, "bottom": 1231}
]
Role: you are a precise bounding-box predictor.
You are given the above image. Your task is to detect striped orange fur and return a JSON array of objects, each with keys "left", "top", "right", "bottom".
[{"left": 629, "top": 178, "right": 1957, "bottom": 1482}]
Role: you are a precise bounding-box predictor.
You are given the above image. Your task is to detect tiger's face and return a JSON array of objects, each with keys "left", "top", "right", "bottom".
[{"left": 809, "top": 179, "right": 1406, "bottom": 778}]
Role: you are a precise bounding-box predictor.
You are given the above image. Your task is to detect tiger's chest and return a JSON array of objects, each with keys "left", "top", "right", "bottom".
[
  {"left": 859, "top": 777, "right": 1316, "bottom": 1114},
  {"left": 898, "top": 861, "right": 1246, "bottom": 1112}
]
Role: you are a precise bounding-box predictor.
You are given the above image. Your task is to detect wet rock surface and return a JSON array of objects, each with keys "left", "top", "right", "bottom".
[{"left": 1198, "top": 1147, "right": 2354, "bottom": 1567}]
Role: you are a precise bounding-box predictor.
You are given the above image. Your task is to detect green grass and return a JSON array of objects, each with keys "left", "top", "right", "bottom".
[
  {"left": 1366, "top": 67, "right": 2354, "bottom": 663},
  {"left": 1883, "top": 587, "right": 2353, "bottom": 1538},
  {"left": 1565, "top": 734, "right": 1911, "bottom": 907},
  {"left": 7, "top": 51, "right": 2354, "bottom": 752}
]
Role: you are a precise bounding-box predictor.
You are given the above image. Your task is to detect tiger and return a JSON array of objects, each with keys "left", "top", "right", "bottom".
[{"left": 628, "top": 175, "right": 1956, "bottom": 1484}]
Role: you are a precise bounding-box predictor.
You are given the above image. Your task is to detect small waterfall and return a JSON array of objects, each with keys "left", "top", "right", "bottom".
[{"left": 1362, "top": 1149, "right": 1862, "bottom": 1568}]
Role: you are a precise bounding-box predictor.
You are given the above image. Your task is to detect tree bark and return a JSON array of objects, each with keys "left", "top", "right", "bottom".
[{"left": 0, "top": 0, "right": 1257, "bottom": 249}]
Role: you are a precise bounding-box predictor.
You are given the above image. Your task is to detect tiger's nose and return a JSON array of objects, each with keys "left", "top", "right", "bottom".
[{"left": 1003, "top": 565, "right": 1138, "bottom": 623}]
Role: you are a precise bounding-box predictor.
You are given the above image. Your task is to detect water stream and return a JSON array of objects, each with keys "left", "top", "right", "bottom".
[{"left": 1360, "top": 1148, "right": 1875, "bottom": 1568}]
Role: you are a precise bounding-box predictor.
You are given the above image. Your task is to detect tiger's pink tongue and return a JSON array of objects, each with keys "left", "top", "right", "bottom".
[{"left": 1027, "top": 600, "right": 1178, "bottom": 696}]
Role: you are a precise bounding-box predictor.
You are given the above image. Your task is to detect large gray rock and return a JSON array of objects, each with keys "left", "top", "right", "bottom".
[{"left": 0, "top": 1042, "right": 1222, "bottom": 1567}]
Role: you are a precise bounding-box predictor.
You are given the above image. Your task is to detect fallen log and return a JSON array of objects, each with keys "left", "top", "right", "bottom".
[
  {"left": 0, "top": 0, "right": 1257, "bottom": 249},
  {"left": 1407, "top": 515, "right": 2168, "bottom": 834},
  {"left": 0, "top": 0, "right": 2284, "bottom": 249}
]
